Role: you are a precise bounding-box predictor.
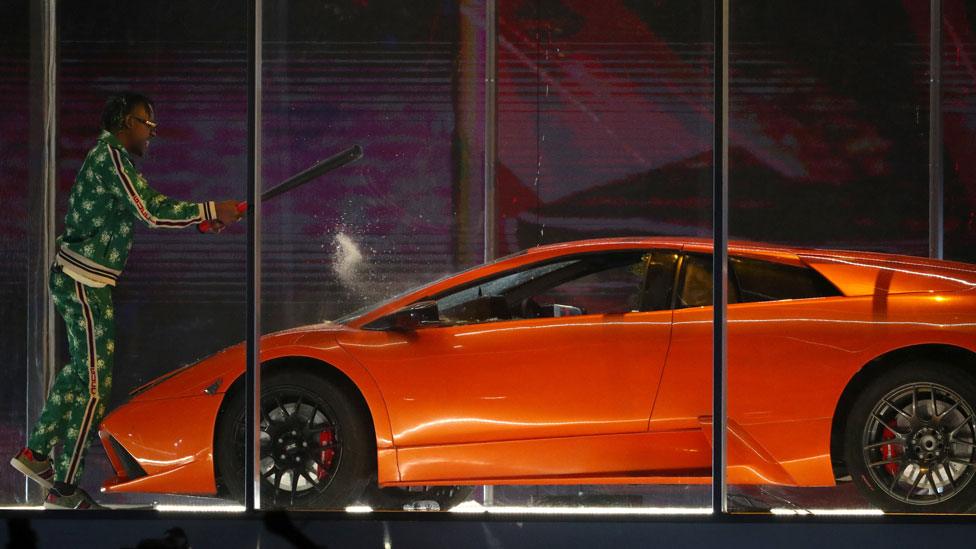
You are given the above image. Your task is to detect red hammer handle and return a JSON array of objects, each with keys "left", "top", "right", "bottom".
[{"left": 198, "top": 201, "right": 248, "bottom": 233}]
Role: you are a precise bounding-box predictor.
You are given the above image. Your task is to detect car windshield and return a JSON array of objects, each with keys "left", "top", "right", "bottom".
[
  {"left": 332, "top": 273, "right": 454, "bottom": 324},
  {"left": 333, "top": 249, "right": 529, "bottom": 325}
]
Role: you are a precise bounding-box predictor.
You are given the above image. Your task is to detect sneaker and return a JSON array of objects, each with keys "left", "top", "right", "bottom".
[
  {"left": 10, "top": 448, "right": 54, "bottom": 490},
  {"left": 44, "top": 486, "right": 104, "bottom": 510}
]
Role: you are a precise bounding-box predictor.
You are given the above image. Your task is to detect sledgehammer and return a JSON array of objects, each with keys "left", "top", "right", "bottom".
[{"left": 199, "top": 144, "right": 363, "bottom": 233}]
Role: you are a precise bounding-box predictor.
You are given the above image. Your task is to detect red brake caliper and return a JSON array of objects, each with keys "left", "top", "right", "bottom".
[
  {"left": 881, "top": 420, "right": 901, "bottom": 475},
  {"left": 318, "top": 429, "right": 336, "bottom": 480}
]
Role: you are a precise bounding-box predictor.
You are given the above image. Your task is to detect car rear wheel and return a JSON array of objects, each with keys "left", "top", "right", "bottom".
[
  {"left": 215, "top": 370, "right": 372, "bottom": 509},
  {"left": 845, "top": 361, "right": 976, "bottom": 513}
]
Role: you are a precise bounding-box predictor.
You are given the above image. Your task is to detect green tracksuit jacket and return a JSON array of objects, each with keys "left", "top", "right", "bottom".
[
  {"left": 29, "top": 131, "right": 218, "bottom": 484},
  {"left": 53, "top": 131, "right": 218, "bottom": 286}
]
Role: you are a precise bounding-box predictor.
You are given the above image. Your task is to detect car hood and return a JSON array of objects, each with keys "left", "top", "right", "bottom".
[{"left": 127, "top": 323, "right": 353, "bottom": 402}]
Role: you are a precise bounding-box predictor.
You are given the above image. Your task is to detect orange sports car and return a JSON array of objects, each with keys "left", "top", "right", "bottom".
[{"left": 98, "top": 237, "right": 976, "bottom": 512}]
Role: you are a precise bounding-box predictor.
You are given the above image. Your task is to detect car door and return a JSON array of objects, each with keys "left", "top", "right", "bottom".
[
  {"left": 650, "top": 252, "right": 846, "bottom": 433},
  {"left": 342, "top": 250, "right": 678, "bottom": 450},
  {"left": 649, "top": 253, "right": 720, "bottom": 432}
]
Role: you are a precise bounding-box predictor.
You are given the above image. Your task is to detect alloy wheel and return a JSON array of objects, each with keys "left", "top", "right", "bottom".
[
  {"left": 232, "top": 390, "right": 343, "bottom": 507},
  {"left": 861, "top": 382, "right": 976, "bottom": 505}
]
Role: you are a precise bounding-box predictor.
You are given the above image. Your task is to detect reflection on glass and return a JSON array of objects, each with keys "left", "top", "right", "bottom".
[
  {"left": 723, "top": 247, "right": 976, "bottom": 513},
  {"left": 39, "top": 2, "right": 249, "bottom": 509},
  {"left": 944, "top": 0, "right": 976, "bottom": 263},
  {"left": 725, "top": 1, "right": 976, "bottom": 515},
  {"left": 487, "top": 0, "right": 714, "bottom": 512},
  {"left": 8, "top": 0, "right": 718, "bottom": 512},
  {"left": 247, "top": 239, "right": 696, "bottom": 510},
  {"left": 497, "top": 1, "right": 714, "bottom": 254},
  {"left": 259, "top": 0, "right": 490, "bottom": 510},
  {"left": 0, "top": 0, "right": 32, "bottom": 507},
  {"left": 250, "top": 0, "right": 714, "bottom": 511}
]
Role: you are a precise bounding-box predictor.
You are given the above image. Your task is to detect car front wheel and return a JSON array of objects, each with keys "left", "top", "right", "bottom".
[
  {"left": 215, "top": 370, "right": 373, "bottom": 509},
  {"left": 845, "top": 361, "right": 976, "bottom": 513}
]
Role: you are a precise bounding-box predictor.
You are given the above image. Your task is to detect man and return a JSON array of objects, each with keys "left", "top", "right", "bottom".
[{"left": 10, "top": 92, "right": 241, "bottom": 509}]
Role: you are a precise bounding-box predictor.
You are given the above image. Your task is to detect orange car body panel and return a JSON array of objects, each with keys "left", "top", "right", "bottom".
[
  {"left": 394, "top": 430, "right": 710, "bottom": 483},
  {"left": 98, "top": 237, "right": 976, "bottom": 495},
  {"left": 100, "top": 332, "right": 399, "bottom": 494},
  {"left": 100, "top": 395, "right": 222, "bottom": 494},
  {"left": 334, "top": 308, "right": 673, "bottom": 447}
]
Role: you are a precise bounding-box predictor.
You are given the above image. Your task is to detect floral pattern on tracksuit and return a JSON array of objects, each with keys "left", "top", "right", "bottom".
[{"left": 28, "top": 131, "right": 219, "bottom": 484}]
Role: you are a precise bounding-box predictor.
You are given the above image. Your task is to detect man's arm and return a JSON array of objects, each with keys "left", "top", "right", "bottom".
[{"left": 101, "top": 145, "right": 217, "bottom": 229}]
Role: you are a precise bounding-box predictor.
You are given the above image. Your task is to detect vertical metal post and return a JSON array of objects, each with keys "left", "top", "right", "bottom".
[
  {"left": 712, "top": 0, "right": 729, "bottom": 515},
  {"left": 453, "top": 0, "right": 484, "bottom": 269},
  {"left": 482, "top": 0, "right": 497, "bottom": 507},
  {"left": 484, "top": 0, "right": 498, "bottom": 264},
  {"left": 929, "top": 0, "right": 943, "bottom": 260},
  {"left": 27, "top": 0, "right": 57, "bottom": 505},
  {"left": 246, "top": 0, "right": 263, "bottom": 512}
]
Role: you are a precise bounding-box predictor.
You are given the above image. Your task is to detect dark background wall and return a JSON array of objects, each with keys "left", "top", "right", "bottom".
[
  {"left": 495, "top": 0, "right": 955, "bottom": 256},
  {"left": 0, "top": 0, "right": 32, "bottom": 506},
  {"left": 3, "top": 0, "right": 976, "bottom": 510}
]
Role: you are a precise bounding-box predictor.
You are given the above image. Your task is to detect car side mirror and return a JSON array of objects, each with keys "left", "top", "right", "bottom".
[
  {"left": 551, "top": 304, "right": 585, "bottom": 317},
  {"left": 365, "top": 300, "right": 440, "bottom": 331}
]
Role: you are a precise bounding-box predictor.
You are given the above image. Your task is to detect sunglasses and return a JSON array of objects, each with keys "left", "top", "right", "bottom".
[{"left": 129, "top": 115, "right": 158, "bottom": 131}]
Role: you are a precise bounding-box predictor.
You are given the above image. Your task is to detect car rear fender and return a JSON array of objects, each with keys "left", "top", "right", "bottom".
[
  {"left": 829, "top": 342, "right": 976, "bottom": 478},
  {"left": 800, "top": 253, "right": 976, "bottom": 296}
]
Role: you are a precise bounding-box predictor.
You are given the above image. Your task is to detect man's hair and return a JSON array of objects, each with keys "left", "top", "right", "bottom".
[{"left": 101, "top": 92, "right": 154, "bottom": 133}]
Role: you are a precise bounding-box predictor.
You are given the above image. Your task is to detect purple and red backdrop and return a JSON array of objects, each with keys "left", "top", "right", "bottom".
[{"left": 4, "top": 0, "right": 976, "bottom": 503}]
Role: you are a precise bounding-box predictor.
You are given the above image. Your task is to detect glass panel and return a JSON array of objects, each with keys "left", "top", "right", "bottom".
[
  {"left": 730, "top": 257, "right": 841, "bottom": 303},
  {"left": 944, "top": 0, "right": 976, "bottom": 263},
  {"left": 496, "top": 1, "right": 714, "bottom": 252},
  {"left": 260, "top": 0, "right": 714, "bottom": 513},
  {"left": 727, "top": 1, "right": 940, "bottom": 514},
  {"left": 45, "top": 2, "right": 248, "bottom": 509},
  {"left": 0, "top": 0, "right": 32, "bottom": 507},
  {"left": 484, "top": 0, "right": 715, "bottom": 511},
  {"left": 259, "top": 0, "right": 487, "bottom": 510}
]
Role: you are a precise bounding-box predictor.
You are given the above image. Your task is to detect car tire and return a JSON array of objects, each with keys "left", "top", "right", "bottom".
[
  {"left": 215, "top": 370, "right": 373, "bottom": 509},
  {"left": 362, "top": 479, "right": 474, "bottom": 511},
  {"left": 844, "top": 360, "right": 976, "bottom": 513}
]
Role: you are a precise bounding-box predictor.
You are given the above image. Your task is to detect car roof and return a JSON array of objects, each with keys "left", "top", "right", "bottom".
[
  {"left": 514, "top": 238, "right": 976, "bottom": 287},
  {"left": 348, "top": 237, "right": 976, "bottom": 328},
  {"left": 516, "top": 237, "right": 805, "bottom": 263}
]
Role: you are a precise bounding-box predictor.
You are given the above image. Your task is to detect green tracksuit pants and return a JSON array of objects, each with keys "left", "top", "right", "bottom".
[{"left": 28, "top": 268, "right": 114, "bottom": 484}]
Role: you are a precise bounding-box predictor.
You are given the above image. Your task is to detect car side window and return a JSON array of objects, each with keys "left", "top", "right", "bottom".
[
  {"left": 675, "top": 254, "right": 741, "bottom": 308},
  {"left": 640, "top": 251, "right": 680, "bottom": 311},
  {"left": 531, "top": 254, "right": 652, "bottom": 316},
  {"left": 434, "top": 251, "right": 665, "bottom": 325},
  {"left": 676, "top": 255, "right": 718, "bottom": 308},
  {"left": 731, "top": 256, "right": 841, "bottom": 302},
  {"left": 435, "top": 260, "right": 576, "bottom": 324},
  {"left": 676, "top": 254, "right": 841, "bottom": 309}
]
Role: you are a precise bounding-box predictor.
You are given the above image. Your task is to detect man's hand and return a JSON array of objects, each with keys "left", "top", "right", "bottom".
[
  {"left": 215, "top": 200, "right": 243, "bottom": 226},
  {"left": 205, "top": 220, "right": 226, "bottom": 234}
]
